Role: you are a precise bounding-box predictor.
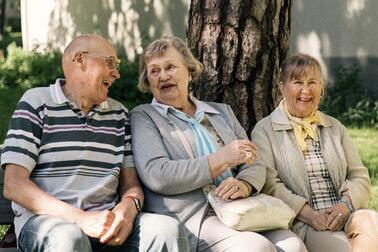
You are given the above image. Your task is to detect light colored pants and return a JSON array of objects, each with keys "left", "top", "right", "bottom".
[
  {"left": 18, "top": 213, "right": 190, "bottom": 252},
  {"left": 304, "top": 209, "right": 378, "bottom": 252},
  {"left": 198, "top": 214, "right": 307, "bottom": 252}
]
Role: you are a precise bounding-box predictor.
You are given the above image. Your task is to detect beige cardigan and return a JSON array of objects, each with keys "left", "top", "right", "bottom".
[{"left": 251, "top": 102, "right": 371, "bottom": 238}]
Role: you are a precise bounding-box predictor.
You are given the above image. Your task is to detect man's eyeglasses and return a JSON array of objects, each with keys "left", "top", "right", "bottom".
[{"left": 81, "top": 51, "right": 121, "bottom": 71}]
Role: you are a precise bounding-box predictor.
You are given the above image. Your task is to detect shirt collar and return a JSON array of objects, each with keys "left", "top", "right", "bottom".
[
  {"left": 151, "top": 95, "right": 220, "bottom": 119},
  {"left": 50, "top": 78, "right": 109, "bottom": 110},
  {"left": 271, "top": 99, "right": 332, "bottom": 131}
]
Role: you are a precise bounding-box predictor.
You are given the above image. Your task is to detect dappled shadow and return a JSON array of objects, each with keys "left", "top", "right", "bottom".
[
  {"left": 46, "top": 0, "right": 189, "bottom": 61},
  {"left": 290, "top": 0, "right": 378, "bottom": 94}
]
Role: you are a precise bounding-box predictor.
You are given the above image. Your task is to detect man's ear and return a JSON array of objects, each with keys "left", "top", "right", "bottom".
[{"left": 72, "top": 52, "right": 85, "bottom": 68}]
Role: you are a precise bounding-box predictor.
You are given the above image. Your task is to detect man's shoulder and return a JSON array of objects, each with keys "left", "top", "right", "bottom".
[
  {"left": 106, "top": 98, "right": 130, "bottom": 112},
  {"left": 22, "top": 86, "right": 50, "bottom": 98},
  {"left": 19, "top": 86, "right": 52, "bottom": 106}
]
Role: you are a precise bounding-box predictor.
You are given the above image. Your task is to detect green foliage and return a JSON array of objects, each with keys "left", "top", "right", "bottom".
[
  {"left": 0, "top": 43, "right": 63, "bottom": 89},
  {"left": 320, "top": 66, "right": 378, "bottom": 127},
  {"left": 341, "top": 100, "right": 378, "bottom": 127},
  {"left": 109, "top": 60, "right": 151, "bottom": 109},
  {"left": 0, "top": 26, "right": 22, "bottom": 55},
  {"left": 0, "top": 86, "right": 26, "bottom": 141}
]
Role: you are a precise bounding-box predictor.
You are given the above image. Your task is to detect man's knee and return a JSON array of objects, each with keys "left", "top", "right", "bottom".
[
  {"left": 20, "top": 216, "right": 91, "bottom": 252},
  {"left": 45, "top": 222, "right": 91, "bottom": 251}
]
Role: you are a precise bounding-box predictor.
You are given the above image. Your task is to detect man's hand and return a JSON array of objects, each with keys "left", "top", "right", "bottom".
[
  {"left": 326, "top": 203, "right": 350, "bottom": 231},
  {"left": 76, "top": 210, "right": 115, "bottom": 238},
  {"left": 99, "top": 199, "right": 138, "bottom": 246}
]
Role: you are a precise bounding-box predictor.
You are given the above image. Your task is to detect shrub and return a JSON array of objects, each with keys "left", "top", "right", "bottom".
[
  {"left": 0, "top": 43, "right": 63, "bottom": 89},
  {"left": 341, "top": 100, "right": 378, "bottom": 128},
  {"left": 109, "top": 60, "right": 151, "bottom": 108},
  {"left": 0, "top": 26, "right": 22, "bottom": 56},
  {"left": 320, "top": 66, "right": 378, "bottom": 127}
]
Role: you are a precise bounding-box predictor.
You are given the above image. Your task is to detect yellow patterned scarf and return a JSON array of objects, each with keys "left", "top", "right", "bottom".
[{"left": 283, "top": 101, "right": 320, "bottom": 152}]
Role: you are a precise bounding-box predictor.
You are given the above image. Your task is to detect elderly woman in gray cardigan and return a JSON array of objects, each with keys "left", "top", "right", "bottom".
[
  {"left": 251, "top": 53, "right": 378, "bottom": 252},
  {"left": 130, "top": 36, "right": 306, "bottom": 252}
]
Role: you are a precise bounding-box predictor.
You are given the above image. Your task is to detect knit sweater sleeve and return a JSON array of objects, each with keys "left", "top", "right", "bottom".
[{"left": 251, "top": 119, "right": 308, "bottom": 215}]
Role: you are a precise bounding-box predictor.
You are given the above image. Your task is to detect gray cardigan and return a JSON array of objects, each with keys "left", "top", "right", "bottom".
[
  {"left": 251, "top": 102, "right": 371, "bottom": 239},
  {"left": 130, "top": 102, "right": 266, "bottom": 249}
]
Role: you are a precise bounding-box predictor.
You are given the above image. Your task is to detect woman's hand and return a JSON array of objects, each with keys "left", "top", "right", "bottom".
[
  {"left": 325, "top": 203, "right": 350, "bottom": 231},
  {"left": 297, "top": 204, "right": 329, "bottom": 231},
  {"left": 217, "top": 139, "right": 257, "bottom": 166},
  {"left": 309, "top": 211, "right": 329, "bottom": 231},
  {"left": 208, "top": 140, "right": 257, "bottom": 179},
  {"left": 214, "top": 177, "right": 250, "bottom": 200}
]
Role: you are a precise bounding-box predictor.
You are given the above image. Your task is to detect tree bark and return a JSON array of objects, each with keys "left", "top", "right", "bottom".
[{"left": 187, "top": 0, "right": 292, "bottom": 134}]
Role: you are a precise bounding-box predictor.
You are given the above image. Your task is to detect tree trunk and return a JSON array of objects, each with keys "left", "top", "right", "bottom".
[{"left": 187, "top": 0, "right": 292, "bottom": 134}]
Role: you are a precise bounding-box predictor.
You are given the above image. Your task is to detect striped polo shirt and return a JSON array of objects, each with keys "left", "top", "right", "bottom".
[{"left": 1, "top": 78, "right": 134, "bottom": 237}]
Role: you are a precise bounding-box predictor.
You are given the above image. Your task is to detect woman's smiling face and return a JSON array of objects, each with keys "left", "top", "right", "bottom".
[{"left": 280, "top": 67, "right": 323, "bottom": 118}]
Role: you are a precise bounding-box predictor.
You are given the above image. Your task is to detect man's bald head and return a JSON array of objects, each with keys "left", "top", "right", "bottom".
[{"left": 62, "top": 34, "right": 116, "bottom": 76}]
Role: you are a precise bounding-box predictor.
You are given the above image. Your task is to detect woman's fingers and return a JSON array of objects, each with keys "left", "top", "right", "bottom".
[
  {"left": 214, "top": 178, "right": 249, "bottom": 199},
  {"left": 327, "top": 213, "right": 343, "bottom": 231}
]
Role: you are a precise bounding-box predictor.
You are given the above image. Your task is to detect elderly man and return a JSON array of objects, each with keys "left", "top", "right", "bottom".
[{"left": 1, "top": 34, "right": 189, "bottom": 252}]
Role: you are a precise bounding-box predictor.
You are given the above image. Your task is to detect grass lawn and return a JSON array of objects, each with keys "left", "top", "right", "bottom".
[
  {"left": 368, "top": 184, "right": 378, "bottom": 210},
  {"left": 347, "top": 127, "right": 378, "bottom": 209},
  {"left": 348, "top": 127, "right": 378, "bottom": 184}
]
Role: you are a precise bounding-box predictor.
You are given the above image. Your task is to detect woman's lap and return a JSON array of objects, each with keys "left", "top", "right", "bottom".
[{"left": 198, "top": 213, "right": 305, "bottom": 252}]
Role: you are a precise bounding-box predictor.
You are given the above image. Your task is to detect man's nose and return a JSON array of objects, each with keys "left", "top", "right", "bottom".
[{"left": 111, "top": 69, "right": 121, "bottom": 79}]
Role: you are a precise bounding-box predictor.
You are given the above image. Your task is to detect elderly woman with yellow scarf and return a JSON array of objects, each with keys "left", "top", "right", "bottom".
[{"left": 251, "top": 53, "right": 378, "bottom": 252}]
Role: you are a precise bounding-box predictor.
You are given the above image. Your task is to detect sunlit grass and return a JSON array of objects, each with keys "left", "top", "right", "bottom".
[
  {"left": 368, "top": 185, "right": 378, "bottom": 210},
  {"left": 348, "top": 127, "right": 378, "bottom": 184}
]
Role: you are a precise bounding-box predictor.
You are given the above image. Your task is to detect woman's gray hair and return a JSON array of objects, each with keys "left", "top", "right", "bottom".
[
  {"left": 279, "top": 53, "right": 325, "bottom": 85},
  {"left": 138, "top": 36, "right": 203, "bottom": 93}
]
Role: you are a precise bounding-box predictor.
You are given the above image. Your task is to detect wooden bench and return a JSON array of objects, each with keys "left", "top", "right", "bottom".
[{"left": 0, "top": 169, "right": 19, "bottom": 251}]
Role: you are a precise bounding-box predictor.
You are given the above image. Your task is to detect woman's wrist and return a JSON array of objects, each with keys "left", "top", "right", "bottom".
[
  {"left": 297, "top": 204, "right": 316, "bottom": 225},
  {"left": 208, "top": 153, "right": 227, "bottom": 179},
  {"left": 239, "top": 179, "right": 253, "bottom": 196},
  {"left": 340, "top": 197, "right": 354, "bottom": 213}
]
